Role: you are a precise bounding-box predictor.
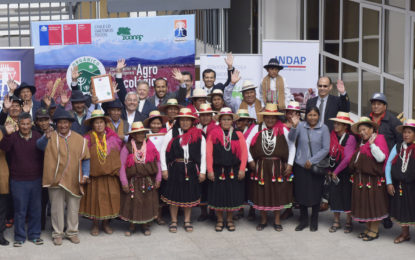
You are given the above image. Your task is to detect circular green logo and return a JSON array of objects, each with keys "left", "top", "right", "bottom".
[{"left": 66, "top": 56, "right": 106, "bottom": 94}]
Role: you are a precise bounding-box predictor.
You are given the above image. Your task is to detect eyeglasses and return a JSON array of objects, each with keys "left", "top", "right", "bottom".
[{"left": 318, "top": 84, "right": 329, "bottom": 88}]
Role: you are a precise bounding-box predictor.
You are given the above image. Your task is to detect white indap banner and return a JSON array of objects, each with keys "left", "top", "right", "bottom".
[
  {"left": 262, "top": 40, "right": 319, "bottom": 108},
  {"left": 199, "top": 54, "right": 262, "bottom": 99}
]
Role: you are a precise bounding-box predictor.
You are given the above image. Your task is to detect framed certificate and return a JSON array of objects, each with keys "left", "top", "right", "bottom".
[{"left": 90, "top": 74, "right": 115, "bottom": 103}]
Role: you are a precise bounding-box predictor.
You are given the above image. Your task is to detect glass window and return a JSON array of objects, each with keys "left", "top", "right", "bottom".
[
  {"left": 384, "top": 10, "right": 405, "bottom": 78},
  {"left": 362, "top": 8, "right": 380, "bottom": 67},
  {"left": 361, "top": 70, "right": 380, "bottom": 116},
  {"left": 306, "top": 0, "right": 319, "bottom": 40},
  {"left": 412, "top": 0, "right": 415, "bottom": 11},
  {"left": 342, "top": 63, "right": 359, "bottom": 114},
  {"left": 323, "top": 0, "right": 340, "bottom": 55},
  {"left": 384, "top": 78, "right": 404, "bottom": 116},
  {"left": 342, "top": 0, "right": 359, "bottom": 62},
  {"left": 367, "top": 0, "right": 382, "bottom": 3},
  {"left": 322, "top": 56, "right": 339, "bottom": 95},
  {"left": 385, "top": 0, "right": 406, "bottom": 9}
]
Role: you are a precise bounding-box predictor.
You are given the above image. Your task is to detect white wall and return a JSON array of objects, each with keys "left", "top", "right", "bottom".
[{"left": 262, "top": 0, "right": 301, "bottom": 41}]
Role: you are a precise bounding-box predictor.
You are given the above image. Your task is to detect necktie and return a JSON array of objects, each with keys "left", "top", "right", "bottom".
[{"left": 319, "top": 98, "right": 324, "bottom": 122}]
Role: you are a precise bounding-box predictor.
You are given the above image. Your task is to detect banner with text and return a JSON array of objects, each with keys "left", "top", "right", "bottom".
[
  {"left": 31, "top": 15, "right": 195, "bottom": 101},
  {"left": 0, "top": 48, "right": 34, "bottom": 107},
  {"left": 200, "top": 54, "right": 262, "bottom": 99},
  {"left": 262, "top": 40, "right": 319, "bottom": 108}
]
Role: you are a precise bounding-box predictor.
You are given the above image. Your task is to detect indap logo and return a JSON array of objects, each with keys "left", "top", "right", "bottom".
[
  {"left": 117, "top": 27, "right": 144, "bottom": 41},
  {"left": 276, "top": 56, "right": 307, "bottom": 69}
]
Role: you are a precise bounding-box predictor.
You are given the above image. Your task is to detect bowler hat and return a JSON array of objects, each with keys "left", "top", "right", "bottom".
[
  {"left": 14, "top": 82, "right": 36, "bottom": 97},
  {"left": 264, "top": 58, "right": 284, "bottom": 70},
  {"left": 70, "top": 90, "right": 88, "bottom": 103},
  {"left": 52, "top": 107, "right": 75, "bottom": 122},
  {"left": 102, "top": 99, "right": 123, "bottom": 113}
]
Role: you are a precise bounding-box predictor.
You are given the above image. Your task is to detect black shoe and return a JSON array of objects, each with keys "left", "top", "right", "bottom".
[
  {"left": 295, "top": 223, "right": 308, "bottom": 231},
  {"left": 383, "top": 217, "right": 393, "bottom": 229},
  {"left": 310, "top": 224, "right": 318, "bottom": 232},
  {"left": 0, "top": 236, "right": 9, "bottom": 246}
]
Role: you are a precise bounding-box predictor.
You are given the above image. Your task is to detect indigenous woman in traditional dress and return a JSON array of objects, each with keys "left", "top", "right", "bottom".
[
  {"left": 160, "top": 108, "right": 206, "bottom": 233},
  {"left": 196, "top": 103, "right": 218, "bottom": 222},
  {"left": 143, "top": 110, "right": 167, "bottom": 225},
  {"left": 206, "top": 107, "right": 248, "bottom": 232},
  {"left": 349, "top": 117, "right": 389, "bottom": 241},
  {"left": 159, "top": 99, "right": 182, "bottom": 131},
  {"left": 385, "top": 119, "right": 415, "bottom": 244},
  {"left": 80, "top": 110, "right": 122, "bottom": 236},
  {"left": 234, "top": 109, "right": 256, "bottom": 221},
  {"left": 288, "top": 106, "right": 330, "bottom": 232},
  {"left": 246, "top": 104, "right": 295, "bottom": 231},
  {"left": 119, "top": 121, "right": 161, "bottom": 236},
  {"left": 327, "top": 112, "right": 356, "bottom": 233},
  {"left": 209, "top": 89, "right": 226, "bottom": 112},
  {"left": 279, "top": 101, "right": 302, "bottom": 221}
]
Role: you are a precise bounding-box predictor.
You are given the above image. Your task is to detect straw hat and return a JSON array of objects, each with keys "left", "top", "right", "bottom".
[
  {"left": 396, "top": 119, "right": 415, "bottom": 133},
  {"left": 158, "top": 98, "right": 183, "bottom": 113},
  {"left": 236, "top": 109, "right": 255, "bottom": 121},
  {"left": 285, "top": 101, "right": 301, "bottom": 112},
  {"left": 174, "top": 108, "right": 197, "bottom": 119},
  {"left": 258, "top": 103, "right": 284, "bottom": 116},
  {"left": 190, "top": 88, "right": 208, "bottom": 99},
  {"left": 197, "top": 103, "right": 215, "bottom": 115},
  {"left": 209, "top": 89, "right": 224, "bottom": 98},
  {"left": 84, "top": 110, "right": 111, "bottom": 126},
  {"left": 240, "top": 80, "right": 257, "bottom": 92},
  {"left": 215, "top": 107, "right": 239, "bottom": 121},
  {"left": 351, "top": 116, "right": 378, "bottom": 135},
  {"left": 329, "top": 112, "right": 354, "bottom": 125},
  {"left": 128, "top": 121, "right": 150, "bottom": 135},
  {"left": 143, "top": 110, "right": 168, "bottom": 128}
]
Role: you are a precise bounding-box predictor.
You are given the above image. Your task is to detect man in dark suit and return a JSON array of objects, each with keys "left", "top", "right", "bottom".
[
  {"left": 201, "top": 53, "right": 235, "bottom": 94},
  {"left": 306, "top": 76, "right": 350, "bottom": 132},
  {"left": 147, "top": 78, "right": 178, "bottom": 108}
]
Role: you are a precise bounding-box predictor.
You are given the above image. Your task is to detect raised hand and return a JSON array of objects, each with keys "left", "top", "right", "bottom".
[
  {"left": 172, "top": 68, "right": 184, "bottom": 83},
  {"left": 3, "top": 95, "right": 12, "bottom": 112},
  {"left": 230, "top": 70, "right": 241, "bottom": 85},
  {"left": 4, "top": 122, "right": 15, "bottom": 135},
  {"left": 224, "top": 52, "right": 234, "bottom": 70},
  {"left": 60, "top": 91, "right": 69, "bottom": 106},
  {"left": 42, "top": 94, "right": 52, "bottom": 108},
  {"left": 369, "top": 133, "right": 377, "bottom": 145},
  {"left": 291, "top": 113, "right": 300, "bottom": 128},
  {"left": 7, "top": 79, "right": 18, "bottom": 94},
  {"left": 45, "top": 126, "right": 54, "bottom": 139},
  {"left": 72, "top": 66, "right": 81, "bottom": 82},
  {"left": 337, "top": 79, "right": 346, "bottom": 95},
  {"left": 112, "top": 81, "right": 119, "bottom": 94},
  {"left": 116, "top": 59, "right": 126, "bottom": 73}
]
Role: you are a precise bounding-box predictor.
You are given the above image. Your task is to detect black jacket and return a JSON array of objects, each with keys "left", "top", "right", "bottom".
[
  {"left": 368, "top": 111, "right": 402, "bottom": 152},
  {"left": 306, "top": 94, "right": 350, "bottom": 132}
]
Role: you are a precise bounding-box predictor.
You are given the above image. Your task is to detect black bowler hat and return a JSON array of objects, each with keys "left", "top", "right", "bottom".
[
  {"left": 14, "top": 82, "right": 36, "bottom": 97},
  {"left": 102, "top": 99, "right": 123, "bottom": 113},
  {"left": 263, "top": 58, "right": 284, "bottom": 70},
  {"left": 52, "top": 107, "right": 75, "bottom": 122},
  {"left": 70, "top": 90, "right": 88, "bottom": 103}
]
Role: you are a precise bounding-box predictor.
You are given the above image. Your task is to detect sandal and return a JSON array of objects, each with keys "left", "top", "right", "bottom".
[
  {"left": 184, "top": 222, "right": 193, "bottom": 233},
  {"left": 226, "top": 221, "right": 236, "bottom": 232},
  {"left": 344, "top": 223, "right": 353, "bottom": 234},
  {"left": 329, "top": 221, "right": 341, "bottom": 233},
  {"left": 358, "top": 230, "right": 369, "bottom": 238},
  {"left": 362, "top": 231, "right": 379, "bottom": 241},
  {"left": 394, "top": 235, "right": 411, "bottom": 244},
  {"left": 102, "top": 223, "right": 113, "bottom": 235},
  {"left": 256, "top": 223, "right": 268, "bottom": 231},
  {"left": 215, "top": 221, "right": 224, "bottom": 232},
  {"left": 141, "top": 224, "right": 151, "bottom": 236},
  {"left": 90, "top": 224, "right": 100, "bottom": 236},
  {"left": 125, "top": 228, "right": 136, "bottom": 236},
  {"left": 156, "top": 217, "right": 166, "bottom": 225},
  {"left": 273, "top": 224, "right": 283, "bottom": 232},
  {"left": 169, "top": 222, "right": 178, "bottom": 233}
]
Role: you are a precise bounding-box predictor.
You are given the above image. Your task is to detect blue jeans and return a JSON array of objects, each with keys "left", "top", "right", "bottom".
[{"left": 10, "top": 178, "right": 42, "bottom": 242}]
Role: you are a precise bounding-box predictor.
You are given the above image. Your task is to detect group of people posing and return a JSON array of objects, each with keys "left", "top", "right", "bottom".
[{"left": 0, "top": 54, "right": 414, "bottom": 248}]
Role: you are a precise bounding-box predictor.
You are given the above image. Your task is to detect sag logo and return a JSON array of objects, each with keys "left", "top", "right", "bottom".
[
  {"left": 40, "top": 26, "right": 48, "bottom": 32},
  {"left": 174, "top": 20, "right": 187, "bottom": 40},
  {"left": 66, "top": 56, "right": 106, "bottom": 94},
  {"left": 117, "top": 27, "right": 144, "bottom": 41}
]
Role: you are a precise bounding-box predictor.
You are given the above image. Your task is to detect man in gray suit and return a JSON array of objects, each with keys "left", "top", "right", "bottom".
[{"left": 148, "top": 78, "right": 177, "bottom": 108}]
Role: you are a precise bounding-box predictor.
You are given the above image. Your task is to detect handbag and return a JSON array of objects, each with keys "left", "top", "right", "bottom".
[{"left": 307, "top": 129, "right": 329, "bottom": 176}]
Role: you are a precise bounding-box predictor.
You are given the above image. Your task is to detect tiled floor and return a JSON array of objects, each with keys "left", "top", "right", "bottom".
[{"left": 2, "top": 207, "right": 415, "bottom": 259}]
